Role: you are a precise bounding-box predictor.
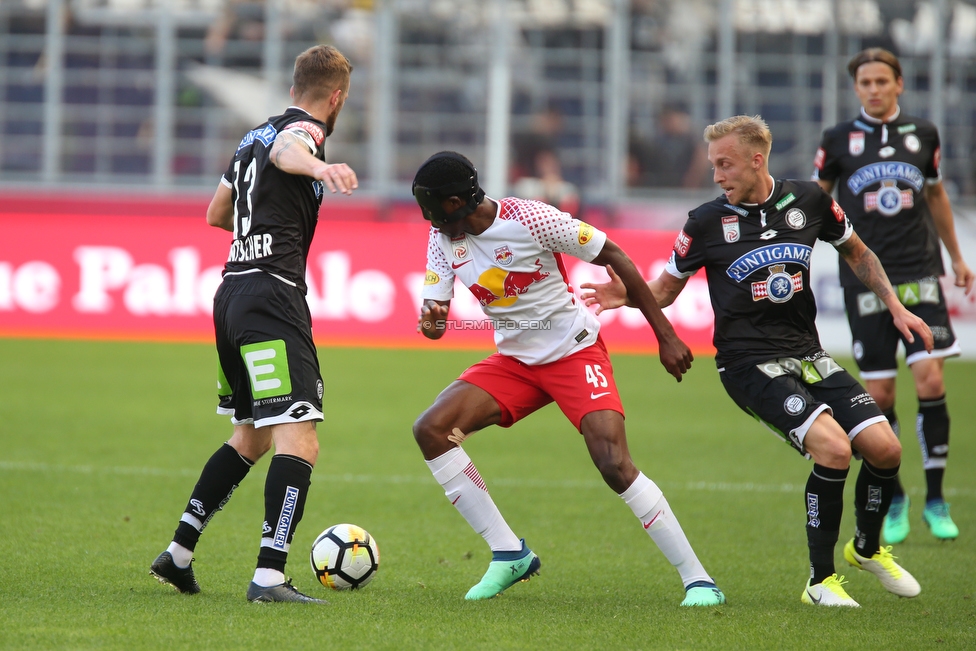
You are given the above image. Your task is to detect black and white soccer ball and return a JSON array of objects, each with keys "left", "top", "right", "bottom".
[{"left": 310, "top": 523, "right": 380, "bottom": 590}]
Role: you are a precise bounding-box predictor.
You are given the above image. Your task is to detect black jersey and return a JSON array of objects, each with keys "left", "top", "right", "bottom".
[
  {"left": 667, "top": 180, "right": 852, "bottom": 369},
  {"left": 814, "top": 108, "right": 944, "bottom": 288},
  {"left": 221, "top": 107, "right": 328, "bottom": 293}
]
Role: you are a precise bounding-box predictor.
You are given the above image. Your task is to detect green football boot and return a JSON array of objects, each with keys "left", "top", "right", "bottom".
[
  {"left": 883, "top": 496, "right": 910, "bottom": 545},
  {"left": 680, "top": 581, "right": 726, "bottom": 606},
  {"left": 464, "top": 539, "right": 541, "bottom": 600},
  {"left": 923, "top": 500, "right": 959, "bottom": 540}
]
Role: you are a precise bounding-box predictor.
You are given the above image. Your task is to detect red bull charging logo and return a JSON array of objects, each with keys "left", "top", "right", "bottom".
[{"left": 467, "top": 257, "right": 550, "bottom": 307}]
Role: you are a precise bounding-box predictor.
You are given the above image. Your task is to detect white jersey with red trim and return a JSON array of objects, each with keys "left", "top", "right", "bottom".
[{"left": 421, "top": 197, "right": 607, "bottom": 365}]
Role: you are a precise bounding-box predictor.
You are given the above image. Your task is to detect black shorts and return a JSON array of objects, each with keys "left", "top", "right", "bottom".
[
  {"left": 720, "top": 353, "right": 886, "bottom": 457},
  {"left": 213, "top": 272, "right": 324, "bottom": 428},
  {"left": 845, "top": 278, "right": 960, "bottom": 379}
]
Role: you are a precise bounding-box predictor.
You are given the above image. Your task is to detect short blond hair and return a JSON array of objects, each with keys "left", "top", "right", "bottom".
[
  {"left": 704, "top": 115, "right": 772, "bottom": 158},
  {"left": 293, "top": 45, "right": 353, "bottom": 103}
]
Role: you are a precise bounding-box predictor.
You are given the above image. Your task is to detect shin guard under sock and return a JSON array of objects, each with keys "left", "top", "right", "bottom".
[
  {"left": 257, "top": 454, "right": 313, "bottom": 573},
  {"left": 806, "top": 464, "right": 847, "bottom": 584},
  {"left": 173, "top": 443, "right": 254, "bottom": 551},
  {"left": 854, "top": 461, "right": 899, "bottom": 557},
  {"left": 917, "top": 395, "right": 949, "bottom": 503}
]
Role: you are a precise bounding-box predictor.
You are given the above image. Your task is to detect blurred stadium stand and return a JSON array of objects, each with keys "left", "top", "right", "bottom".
[{"left": 2, "top": 0, "right": 976, "bottom": 219}]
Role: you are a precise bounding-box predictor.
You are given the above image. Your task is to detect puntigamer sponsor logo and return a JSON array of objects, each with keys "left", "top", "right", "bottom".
[
  {"left": 846, "top": 162, "right": 924, "bottom": 195},
  {"left": 236, "top": 124, "right": 278, "bottom": 152},
  {"left": 273, "top": 486, "right": 300, "bottom": 549},
  {"left": 726, "top": 244, "right": 813, "bottom": 282}
]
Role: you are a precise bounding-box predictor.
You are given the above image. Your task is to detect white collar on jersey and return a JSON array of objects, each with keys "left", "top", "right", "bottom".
[
  {"left": 739, "top": 175, "right": 777, "bottom": 208},
  {"left": 859, "top": 105, "right": 900, "bottom": 124},
  {"left": 287, "top": 105, "right": 313, "bottom": 116}
]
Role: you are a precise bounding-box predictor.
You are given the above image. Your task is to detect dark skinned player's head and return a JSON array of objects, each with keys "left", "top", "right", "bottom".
[{"left": 412, "top": 151, "right": 485, "bottom": 228}]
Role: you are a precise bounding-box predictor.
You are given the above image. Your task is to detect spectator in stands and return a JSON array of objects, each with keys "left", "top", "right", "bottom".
[
  {"left": 629, "top": 102, "right": 709, "bottom": 189},
  {"left": 512, "top": 106, "right": 565, "bottom": 182},
  {"left": 512, "top": 147, "right": 580, "bottom": 217}
]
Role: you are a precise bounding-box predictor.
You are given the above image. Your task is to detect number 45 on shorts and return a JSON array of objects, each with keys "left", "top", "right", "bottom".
[{"left": 585, "top": 364, "right": 610, "bottom": 399}]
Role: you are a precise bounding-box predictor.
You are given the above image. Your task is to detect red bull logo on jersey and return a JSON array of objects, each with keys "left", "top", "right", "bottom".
[
  {"left": 494, "top": 245, "right": 513, "bottom": 266},
  {"left": 467, "top": 258, "right": 551, "bottom": 307}
]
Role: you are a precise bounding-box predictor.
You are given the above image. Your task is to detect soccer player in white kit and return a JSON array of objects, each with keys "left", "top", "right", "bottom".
[{"left": 411, "top": 151, "right": 725, "bottom": 606}]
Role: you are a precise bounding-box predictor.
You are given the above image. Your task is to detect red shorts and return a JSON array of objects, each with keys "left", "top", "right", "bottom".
[{"left": 458, "top": 336, "right": 624, "bottom": 431}]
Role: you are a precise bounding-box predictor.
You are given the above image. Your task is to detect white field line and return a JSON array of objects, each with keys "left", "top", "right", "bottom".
[{"left": 1, "top": 460, "right": 972, "bottom": 498}]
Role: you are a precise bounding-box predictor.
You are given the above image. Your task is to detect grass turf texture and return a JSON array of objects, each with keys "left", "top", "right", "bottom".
[{"left": 0, "top": 338, "right": 973, "bottom": 651}]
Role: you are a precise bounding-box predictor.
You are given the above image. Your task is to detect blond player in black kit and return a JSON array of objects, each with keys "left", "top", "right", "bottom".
[
  {"left": 150, "top": 45, "right": 357, "bottom": 603},
  {"left": 814, "top": 48, "right": 974, "bottom": 544},
  {"left": 584, "top": 115, "right": 933, "bottom": 608}
]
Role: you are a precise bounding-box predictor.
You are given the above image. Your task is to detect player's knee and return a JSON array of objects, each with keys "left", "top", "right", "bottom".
[
  {"left": 914, "top": 373, "right": 945, "bottom": 400},
  {"left": 412, "top": 410, "right": 448, "bottom": 450},
  {"left": 865, "top": 380, "right": 896, "bottom": 410},
  {"left": 869, "top": 437, "right": 901, "bottom": 469},
  {"left": 593, "top": 455, "right": 637, "bottom": 494},
  {"left": 814, "top": 437, "right": 853, "bottom": 469}
]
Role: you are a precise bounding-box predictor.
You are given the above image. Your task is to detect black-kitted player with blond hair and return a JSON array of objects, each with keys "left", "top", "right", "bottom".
[
  {"left": 150, "top": 44, "right": 357, "bottom": 604},
  {"left": 583, "top": 115, "right": 932, "bottom": 608},
  {"left": 814, "top": 48, "right": 974, "bottom": 544}
]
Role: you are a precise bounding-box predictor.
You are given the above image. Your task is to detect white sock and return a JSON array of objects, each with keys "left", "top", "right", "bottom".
[
  {"left": 252, "top": 568, "right": 285, "bottom": 587},
  {"left": 620, "top": 473, "right": 711, "bottom": 587},
  {"left": 426, "top": 447, "right": 521, "bottom": 552},
  {"left": 166, "top": 542, "right": 193, "bottom": 568}
]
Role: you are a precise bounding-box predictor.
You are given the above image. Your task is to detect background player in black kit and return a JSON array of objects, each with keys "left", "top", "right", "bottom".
[
  {"left": 814, "top": 48, "right": 974, "bottom": 544},
  {"left": 150, "top": 45, "right": 357, "bottom": 603},
  {"left": 583, "top": 115, "right": 933, "bottom": 608}
]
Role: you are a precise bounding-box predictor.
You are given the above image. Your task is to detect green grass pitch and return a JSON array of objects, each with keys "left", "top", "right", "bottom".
[{"left": 0, "top": 338, "right": 973, "bottom": 650}]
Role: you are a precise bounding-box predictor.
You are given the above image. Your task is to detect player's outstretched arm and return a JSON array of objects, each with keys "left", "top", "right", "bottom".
[
  {"left": 270, "top": 131, "right": 358, "bottom": 195},
  {"left": 581, "top": 264, "right": 688, "bottom": 312},
  {"left": 835, "top": 232, "right": 934, "bottom": 352},
  {"left": 418, "top": 299, "right": 451, "bottom": 341},
  {"left": 924, "top": 182, "right": 975, "bottom": 295},
  {"left": 579, "top": 265, "right": 630, "bottom": 314},
  {"left": 589, "top": 240, "right": 693, "bottom": 381}
]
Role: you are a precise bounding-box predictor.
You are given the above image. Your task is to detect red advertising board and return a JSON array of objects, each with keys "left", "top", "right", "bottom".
[{"left": 0, "top": 208, "right": 714, "bottom": 354}]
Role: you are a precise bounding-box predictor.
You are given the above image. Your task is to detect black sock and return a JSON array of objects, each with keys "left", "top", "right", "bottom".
[
  {"left": 925, "top": 468, "right": 945, "bottom": 505},
  {"left": 806, "top": 464, "right": 848, "bottom": 584},
  {"left": 173, "top": 443, "right": 254, "bottom": 551},
  {"left": 854, "top": 461, "right": 899, "bottom": 556},
  {"left": 257, "top": 454, "right": 313, "bottom": 573},
  {"left": 882, "top": 407, "right": 905, "bottom": 499},
  {"left": 918, "top": 395, "right": 949, "bottom": 503}
]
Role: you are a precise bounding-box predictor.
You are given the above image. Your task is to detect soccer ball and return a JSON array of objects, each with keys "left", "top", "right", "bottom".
[{"left": 310, "top": 523, "right": 380, "bottom": 590}]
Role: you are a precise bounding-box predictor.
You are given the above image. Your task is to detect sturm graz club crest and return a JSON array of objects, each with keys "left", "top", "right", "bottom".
[
  {"left": 752, "top": 264, "right": 803, "bottom": 303},
  {"left": 785, "top": 208, "right": 806, "bottom": 230}
]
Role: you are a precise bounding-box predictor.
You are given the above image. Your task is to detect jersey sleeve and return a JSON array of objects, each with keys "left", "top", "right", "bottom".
[
  {"left": 419, "top": 227, "right": 455, "bottom": 302},
  {"left": 819, "top": 191, "right": 854, "bottom": 246},
  {"left": 280, "top": 118, "right": 327, "bottom": 159},
  {"left": 812, "top": 128, "right": 841, "bottom": 183},
  {"left": 664, "top": 212, "right": 706, "bottom": 279},
  {"left": 505, "top": 198, "right": 607, "bottom": 261}
]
